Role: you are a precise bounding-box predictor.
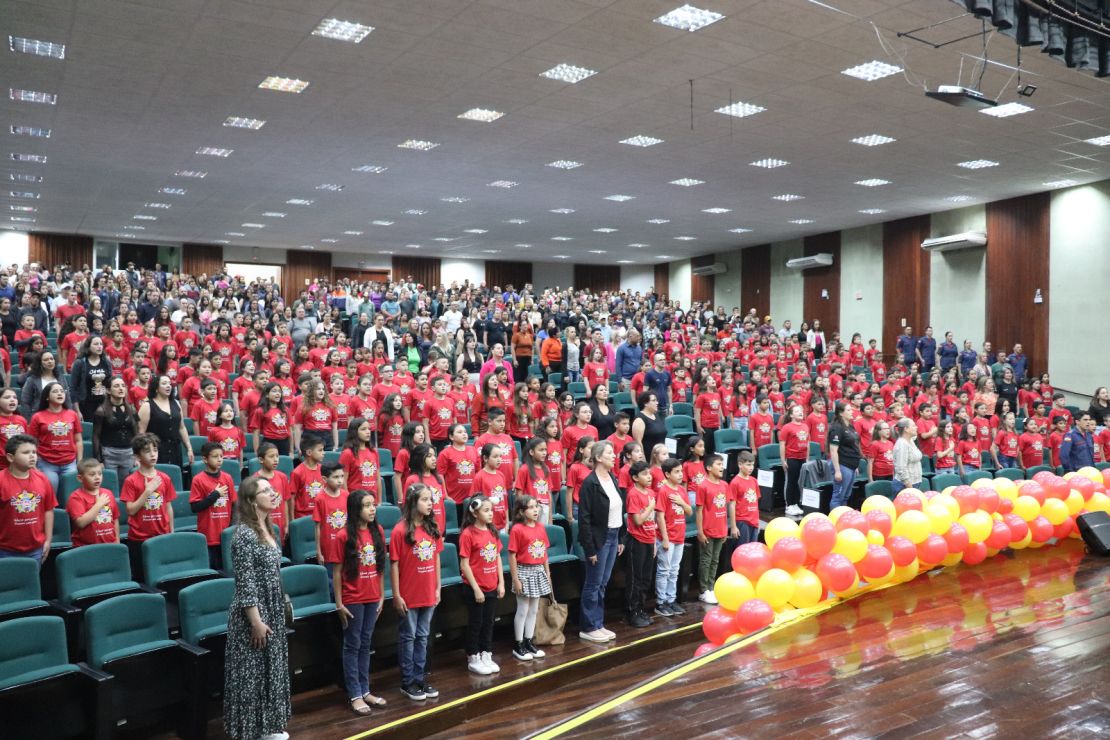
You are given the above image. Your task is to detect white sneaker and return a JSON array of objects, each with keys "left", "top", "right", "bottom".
[
  {"left": 467, "top": 654, "right": 492, "bottom": 675},
  {"left": 579, "top": 629, "right": 609, "bottom": 643},
  {"left": 481, "top": 651, "right": 500, "bottom": 673},
  {"left": 786, "top": 505, "right": 803, "bottom": 516},
  {"left": 699, "top": 590, "right": 719, "bottom": 605}
]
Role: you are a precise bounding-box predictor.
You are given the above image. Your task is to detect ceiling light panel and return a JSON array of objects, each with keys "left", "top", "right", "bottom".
[
  {"left": 8, "top": 36, "right": 66, "bottom": 59},
  {"left": 262, "top": 211, "right": 286, "bottom": 217},
  {"left": 321, "top": 239, "right": 338, "bottom": 243},
  {"left": 593, "top": 228, "right": 617, "bottom": 233},
  {"left": 196, "top": 147, "right": 232, "bottom": 157},
  {"left": 9, "top": 89, "right": 56, "bottom": 104},
  {"left": 312, "top": 18, "right": 374, "bottom": 43},
  {"left": 546, "top": 160, "right": 582, "bottom": 169},
  {"left": 841, "top": 60, "right": 902, "bottom": 81},
  {"left": 144, "top": 202, "right": 171, "bottom": 209},
  {"left": 464, "top": 229, "right": 487, "bottom": 234},
  {"left": 851, "top": 134, "right": 896, "bottom": 146},
  {"left": 855, "top": 178, "right": 891, "bottom": 187},
  {"left": 440, "top": 196, "right": 469, "bottom": 203},
  {"left": 646, "top": 219, "right": 670, "bottom": 224},
  {"left": 957, "top": 159, "right": 999, "bottom": 169},
  {"left": 980, "top": 102, "right": 1034, "bottom": 118},
  {"left": 487, "top": 180, "right": 517, "bottom": 188},
  {"left": 620, "top": 135, "right": 663, "bottom": 147},
  {"left": 225, "top": 231, "right": 245, "bottom": 236},
  {"left": 10, "top": 153, "right": 46, "bottom": 163},
  {"left": 353, "top": 165, "right": 387, "bottom": 173},
  {"left": 551, "top": 236, "right": 573, "bottom": 241},
  {"left": 946, "top": 195, "right": 972, "bottom": 202},
  {"left": 550, "top": 208, "right": 575, "bottom": 214},
  {"left": 316, "top": 183, "right": 344, "bottom": 191},
  {"left": 123, "top": 225, "right": 145, "bottom": 230},
  {"left": 160, "top": 187, "right": 187, "bottom": 195},
  {"left": 729, "top": 228, "right": 751, "bottom": 233},
  {"left": 654, "top": 5, "right": 725, "bottom": 32},
  {"left": 772, "top": 194, "right": 804, "bottom": 201},
  {"left": 133, "top": 214, "right": 156, "bottom": 220},
  {"left": 10, "top": 173, "right": 42, "bottom": 183},
  {"left": 174, "top": 170, "right": 206, "bottom": 178},
  {"left": 9, "top": 205, "right": 35, "bottom": 212},
  {"left": 371, "top": 220, "right": 394, "bottom": 226},
  {"left": 504, "top": 218, "right": 528, "bottom": 224},
  {"left": 9, "top": 191, "right": 38, "bottom": 199},
  {"left": 1043, "top": 179, "right": 1077, "bottom": 188},
  {"left": 259, "top": 76, "right": 309, "bottom": 93},
  {"left": 344, "top": 230, "right": 363, "bottom": 235},
  {"left": 628, "top": 243, "right": 648, "bottom": 247},
  {"left": 750, "top": 158, "right": 788, "bottom": 168},
  {"left": 398, "top": 139, "right": 439, "bottom": 151},
  {"left": 1084, "top": 135, "right": 1110, "bottom": 146},
  {"left": 223, "top": 117, "right": 266, "bottom": 129},
  {"left": 10, "top": 125, "right": 51, "bottom": 138},
  {"left": 859, "top": 208, "right": 886, "bottom": 214},
  {"left": 702, "top": 208, "right": 730, "bottom": 214},
  {"left": 715, "top": 102, "right": 765, "bottom": 118},
  {"left": 458, "top": 108, "right": 503, "bottom": 122},
  {"left": 540, "top": 64, "right": 597, "bottom": 84},
  {"left": 9, "top": 217, "right": 35, "bottom": 223},
  {"left": 670, "top": 178, "right": 704, "bottom": 187},
  {"left": 604, "top": 194, "right": 634, "bottom": 201},
  {"left": 674, "top": 236, "right": 697, "bottom": 240},
  {"left": 403, "top": 209, "right": 426, "bottom": 215},
  {"left": 241, "top": 222, "right": 265, "bottom": 228},
  {"left": 789, "top": 218, "right": 815, "bottom": 224},
  {"left": 286, "top": 198, "right": 314, "bottom": 205}
]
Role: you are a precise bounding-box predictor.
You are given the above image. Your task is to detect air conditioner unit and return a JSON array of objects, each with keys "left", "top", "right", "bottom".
[
  {"left": 920, "top": 231, "right": 987, "bottom": 252},
  {"left": 785, "top": 253, "right": 833, "bottom": 270},
  {"left": 691, "top": 262, "right": 728, "bottom": 276}
]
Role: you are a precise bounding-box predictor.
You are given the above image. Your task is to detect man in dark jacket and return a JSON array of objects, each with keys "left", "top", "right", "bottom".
[{"left": 1060, "top": 412, "right": 1096, "bottom": 473}]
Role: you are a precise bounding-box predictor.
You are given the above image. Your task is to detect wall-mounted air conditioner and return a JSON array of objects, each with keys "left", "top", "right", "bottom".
[
  {"left": 785, "top": 253, "right": 833, "bottom": 270},
  {"left": 692, "top": 262, "right": 728, "bottom": 276},
  {"left": 920, "top": 231, "right": 987, "bottom": 252}
]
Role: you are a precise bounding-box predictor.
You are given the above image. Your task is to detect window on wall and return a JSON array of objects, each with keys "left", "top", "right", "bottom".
[
  {"left": 226, "top": 262, "right": 282, "bottom": 285},
  {"left": 0, "top": 232, "right": 30, "bottom": 268}
]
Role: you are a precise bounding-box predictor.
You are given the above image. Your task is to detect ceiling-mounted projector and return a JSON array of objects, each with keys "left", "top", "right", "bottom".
[{"left": 925, "top": 85, "right": 998, "bottom": 109}]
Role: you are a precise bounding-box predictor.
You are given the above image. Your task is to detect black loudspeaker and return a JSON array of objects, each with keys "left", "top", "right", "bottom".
[{"left": 1076, "top": 511, "right": 1110, "bottom": 555}]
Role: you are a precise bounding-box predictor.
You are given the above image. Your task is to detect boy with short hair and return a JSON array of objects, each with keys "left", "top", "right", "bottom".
[
  {"left": 654, "top": 458, "right": 691, "bottom": 616},
  {"left": 624, "top": 461, "right": 658, "bottom": 628},
  {"left": 189, "top": 442, "right": 237, "bottom": 569},
  {"left": 291, "top": 435, "right": 327, "bottom": 519},
  {"left": 728, "top": 451, "right": 759, "bottom": 544},
  {"left": 67, "top": 458, "right": 120, "bottom": 546},
  {"left": 0, "top": 434, "right": 55, "bottom": 566},
  {"left": 474, "top": 408, "right": 518, "bottom": 488},
  {"left": 120, "top": 433, "right": 176, "bottom": 574},
  {"left": 313, "top": 462, "right": 349, "bottom": 592},
  {"left": 424, "top": 376, "right": 455, "bottom": 452},
  {"left": 1047, "top": 416, "right": 1068, "bottom": 468},
  {"left": 607, "top": 413, "right": 632, "bottom": 459},
  {"left": 695, "top": 454, "right": 729, "bottom": 605},
  {"left": 1048, "top": 393, "right": 1073, "bottom": 429}
]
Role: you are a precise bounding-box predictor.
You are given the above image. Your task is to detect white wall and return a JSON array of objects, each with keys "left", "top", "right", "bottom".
[
  {"left": 839, "top": 225, "right": 884, "bottom": 343},
  {"left": 619, "top": 264, "right": 654, "bottom": 295},
  {"left": 331, "top": 251, "right": 391, "bottom": 270},
  {"left": 1049, "top": 181, "right": 1110, "bottom": 395},
  {"left": 669, "top": 259, "right": 691, "bottom": 309},
  {"left": 714, "top": 248, "right": 744, "bottom": 310},
  {"left": 769, "top": 239, "right": 804, "bottom": 324},
  {"left": 534, "top": 261, "right": 574, "bottom": 292},
  {"left": 441, "top": 258, "right": 485, "bottom": 287},
  {"left": 0, "top": 232, "right": 29, "bottom": 269},
  {"left": 929, "top": 205, "right": 986, "bottom": 347}
]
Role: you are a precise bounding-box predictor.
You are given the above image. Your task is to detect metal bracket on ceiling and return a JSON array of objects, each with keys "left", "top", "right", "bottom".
[{"left": 897, "top": 11, "right": 984, "bottom": 49}]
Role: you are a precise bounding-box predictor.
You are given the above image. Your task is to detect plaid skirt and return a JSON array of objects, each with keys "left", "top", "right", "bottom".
[{"left": 517, "top": 563, "right": 552, "bottom": 598}]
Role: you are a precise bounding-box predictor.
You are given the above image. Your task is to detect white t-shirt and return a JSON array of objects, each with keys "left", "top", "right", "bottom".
[{"left": 597, "top": 472, "right": 622, "bottom": 529}]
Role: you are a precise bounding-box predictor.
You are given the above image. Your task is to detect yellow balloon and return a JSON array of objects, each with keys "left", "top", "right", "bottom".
[
  {"left": 764, "top": 517, "right": 800, "bottom": 549},
  {"left": 1040, "top": 498, "right": 1069, "bottom": 526},
  {"left": 756, "top": 568, "right": 796, "bottom": 610},
  {"left": 800, "top": 512, "right": 829, "bottom": 528},
  {"left": 958, "top": 511, "right": 992, "bottom": 544},
  {"left": 932, "top": 493, "right": 961, "bottom": 520},
  {"left": 833, "top": 572, "right": 861, "bottom": 598},
  {"left": 713, "top": 572, "right": 754, "bottom": 611},
  {"left": 866, "top": 529, "right": 886, "bottom": 546},
  {"left": 993, "top": 478, "right": 1018, "bottom": 501},
  {"left": 1088, "top": 492, "right": 1110, "bottom": 514},
  {"left": 970, "top": 478, "right": 995, "bottom": 490},
  {"left": 1011, "top": 528, "right": 1033, "bottom": 550},
  {"left": 724, "top": 632, "right": 744, "bottom": 644},
  {"left": 1013, "top": 495, "right": 1041, "bottom": 522},
  {"left": 941, "top": 552, "right": 964, "bottom": 566},
  {"left": 894, "top": 559, "right": 920, "bottom": 583},
  {"left": 891, "top": 509, "right": 931, "bottom": 544},
  {"left": 832, "top": 528, "right": 869, "bottom": 563},
  {"left": 869, "top": 562, "right": 897, "bottom": 585},
  {"left": 788, "top": 568, "right": 824, "bottom": 608},
  {"left": 925, "top": 500, "right": 955, "bottom": 535},
  {"left": 1077, "top": 466, "right": 1104, "bottom": 484},
  {"left": 941, "top": 485, "right": 957, "bottom": 496},
  {"left": 1065, "top": 490, "right": 1085, "bottom": 517},
  {"left": 861, "top": 495, "right": 897, "bottom": 518},
  {"left": 828, "top": 506, "right": 855, "bottom": 524}
]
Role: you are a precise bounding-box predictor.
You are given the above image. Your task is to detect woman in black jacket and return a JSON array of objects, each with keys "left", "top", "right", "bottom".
[
  {"left": 576, "top": 440, "right": 625, "bottom": 643},
  {"left": 70, "top": 335, "right": 113, "bottom": 422}
]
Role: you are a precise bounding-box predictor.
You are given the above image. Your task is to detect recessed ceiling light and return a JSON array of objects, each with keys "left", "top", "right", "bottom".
[
  {"left": 403, "top": 209, "right": 427, "bottom": 215},
  {"left": 789, "top": 218, "right": 815, "bottom": 224},
  {"left": 433, "top": 237, "right": 456, "bottom": 242},
  {"left": 372, "top": 220, "right": 394, "bottom": 226},
  {"left": 551, "top": 236, "right": 574, "bottom": 241},
  {"left": 196, "top": 147, "right": 232, "bottom": 157},
  {"left": 546, "top": 160, "right": 582, "bottom": 169},
  {"left": 702, "top": 207, "right": 731, "bottom": 214},
  {"left": 855, "top": 178, "right": 891, "bottom": 187},
  {"left": 515, "top": 243, "right": 532, "bottom": 248},
  {"left": 604, "top": 194, "right": 634, "bottom": 201},
  {"left": 482, "top": 249, "right": 501, "bottom": 254},
  {"left": 123, "top": 225, "right": 145, "bottom": 231},
  {"left": 749, "top": 158, "right": 788, "bottom": 168},
  {"left": 286, "top": 198, "right": 314, "bottom": 205},
  {"left": 674, "top": 236, "right": 697, "bottom": 241},
  {"left": 593, "top": 228, "right": 617, "bottom": 233},
  {"left": 1043, "top": 179, "right": 1077, "bottom": 188},
  {"left": 398, "top": 139, "right": 439, "bottom": 151},
  {"left": 657, "top": 255, "right": 673, "bottom": 259},
  {"left": 242, "top": 222, "right": 265, "bottom": 228},
  {"left": 550, "top": 208, "right": 575, "bottom": 214},
  {"left": 617, "top": 259, "right": 633, "bottom": 264},
  {"left": 504, "top": 218, "right": 528, "bottom": 224},
  {"left": 438, "top": 197, "right": 468, "bottom": 204},
  {"left": 404, "top": 244, "right": 420, "bottom": 249},
  {"left": 316, "top": 183, "right": 344, "bottom": 191},
  {"left": 133, "top": 214, "right": 157, "bottom": 220},
  {"left": 1084, "top": 135, "right": 1110, "bottom": 146},
  {"left": 214, "top": 239, "right": 230, "bottom": 244},
  {"left": 654, "top": 5, "right": 725, "bottom": 32},
  {"left": 729, "top": 228, "right": 752, "bottom": 234},
  {"left": 458, "top": 108, "right": 503, "bottom": 122},
  {"left": 145, "top": 202, "right": 171, "bottom": 209},
  {"left": 772, "top": 194, "right": 804, "bottom": 201},
  {"left": 225, "top": 231, "right": 245, "bottom": 236},
  {"left": 628, "top": 243, "right": 648, "bottom": 248},
  {"left": 353, "top": 164, "right": 387, "bottom": 173},
  {"left": 9, "top": 191, "right": 38, "bottom": 199},
  {"left": 851, "top": 134, "right": 896, "bottom": 146},
  {"left": 8, "top": 36, "right": 66, "bottom": 59},
  {"left": 160, "top": 187, "right": 187, "bottom": 195},
  {"left": 670, "top": 178, "right": 704, "bottom": 187},
  {"left": 321, "top": 238, "right": 338, "bottom": 243},
  {"left": 259, "top": 76, "right": 309, "bottom": 93},
  {"left": 957, "top": 159, "right": 999, "bottom": 169},
  {"left": 379, "top": 250, "right": 393, "bottom": 255},
  {"left": 588, "top": 249, "right": 607, "bottom": 254},
  {"left": 464, "top": 229, "right": 487, "bottom": 234},
  {"left": 10, "top": 153, "right": 46, "bottom": 163},
  {"left": 9, "top": 125, "right": 51, "bottom": 138},
  {"left": 859, "top": 208, "right": 886, "bottom": 215},
  {"left": 9, "top": 173, "right": 42, "bottom": 183},
  {"left": 301, "top": 245, "right": 316, "bottom": 250},
  {"left": 344, "top": 230, "right": 364, "bottom": 235},
  {"left": 620, "top": 135, "right": 663, "bottom": 147},
  {"left": 553, "top": 255, "right": 569, "bottom": 259},
  {"left": 946, "top": 195, "right": 972, "bottom": 202},
  {"left": 174, "top": 171, "right": 206, "bottom": 178},
  {"left": 9, "top": 89, "right": 56, "bottom": 105},
  {"left": 9, "top": 216, "right": 34, "bottom": 223},
  {"left": 841, "top": 60, "right": 902, "bottom": 81},
  {"left": 540, "top": 64, "right": 597, "bottom": 84},
  {"left": 715, "top": 101, "right": 765, "bottom": 118},
  {"left": 262, "top": 211, "right": 286, "bottom": 218},
  {"left": 312, "top": 18, "right": 374, "bottom": 43},
  {"left": 223, "top": 117, "right": 265, "bottom": 130},
  {"left": 9, "top": 205, "right": 35, "bottom": 212},
  {"left": 488, "top": 180, "right": 517, "bottom": 188},
  {"left": 980, "top": 102, "right": 1034, "bottom": 118},
  {"left": 646, "top": 219, "right": 670, "bottom": 224}
]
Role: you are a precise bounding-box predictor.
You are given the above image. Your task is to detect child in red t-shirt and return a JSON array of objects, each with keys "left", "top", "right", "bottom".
[
  {"left": 625, "top": 461, "right": 659, "bottom": 627},
  {"left": 67, "top": 458, "right": 120, "bottom": 547},
  {"left": 120, "top": 433, "right": 176, "bottom": 573},
  {"left": 695, "top": 455, "right": 729, "bottom": 604},
  {"left": 728, "top": 451, "right": 759, "bottom": 543},
  {"left": 291, "top": 436, "right": 326, "bottom": 519},
  {"left": 0, "top": 434, "right": 57, "bottom": 561},
  {"left": 749, "top": 396, "right": 775, "bottom": 451},
  {"left": 992, "top": 412, "right": 1020, "bottom": 469},
  {"left": 508, "top": 494, "right": 553, "bottom": 660},
  {"left": 514, "top": 439, "right": 554, "bottom": 524},
  {"left": 1047, "top": 416, "right": 1068, "bottom": 468},
  {"left": 1019, "top": 418, "right": 1046, "bottom": 470},
  {"left": 957, "top": 425, "right": 982, "bottom": 475},
  {"left": 254, "top": 442, "right": 292, "bottom": 540},
  {"left": 472, "top": 444, "right": 511, "bottom": 533},
  {"left": 654, "top": 458, "right": 691, "bottom": 615},
  {"left": 458, "top": 495, "right": 505, "bottom": 673},
  {"left": 208, "top": 401, "right": 246, "bottom": 460},
  {"left": 314, "top": 463, "right": 350, "bottom": 592},
  {"left": 934, "top": 421, "right": 957, "bottom": 471},
  {"left": 564, "top": 437, "right": 595, "bottom": 522},
  {"left": 189, "top": 442, "right": 237, "bottom": 569}
]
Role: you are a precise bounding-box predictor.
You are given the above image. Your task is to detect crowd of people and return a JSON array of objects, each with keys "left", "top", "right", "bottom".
[{"left": 0, "top": 258, "right": 1105, "bottom": 734}]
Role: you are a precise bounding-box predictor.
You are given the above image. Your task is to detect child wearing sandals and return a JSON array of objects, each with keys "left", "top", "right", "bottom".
[{"left": 508, "top": 494, "right": 554, "bottom": 661}]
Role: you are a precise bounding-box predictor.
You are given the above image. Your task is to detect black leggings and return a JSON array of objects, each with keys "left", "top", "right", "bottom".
[
  {"left": 784, "top": 458, "right": 805, "bottom": 507},
  {"left": 464, "top": 589, "right": 498, "bottom": 655},
  {"left": 263, "top": 436, "right": 290, "bottom": 456}
]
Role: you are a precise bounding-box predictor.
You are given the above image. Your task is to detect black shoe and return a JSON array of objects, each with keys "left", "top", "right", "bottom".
[
  {"left": 670, "top": 601, "right": 687, "bottom": 615},
  {"left": 421, "top": 683, "right": 439, "bottom": 699},
  {"left": 628, "top": 611, "right": 652, "bottom": 628},
  {"left": 512, "top": 641, "right": 533, "bottom": 661},
  {"left": 400, "top": 683, "right": 426, "bottom": 701},
  {"left": 654, "top": 603, "right": 673, "bottom": 617},
  {"left": 523, "top": 637, "right": 545, "bottom": 658}
]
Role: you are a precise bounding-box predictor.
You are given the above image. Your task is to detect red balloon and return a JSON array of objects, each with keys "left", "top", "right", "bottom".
[
  {"left": 733, "top": 598, "right": 775, "bottom": 634},
  {"left": 702, "top": 607, "right": 738, "bottom": 645},
  {"left": 801, "top": 517, "right": 838, "bottom": 559},
  {"left": 815, "top": 553, "right": 856, "bottom": 592},
  {"left": 916, "top": 534, "right": 949, "bottom": 565},
  {"left": 962, "top": 542, "right": 988, "bottom": 565},
  {"left": 977, "top": 487, "right": 1000, "bottom": 514},
  {"left": 1002, "top": 513, "right": 1029, "bottom": 543},
  {"left": 886, "top": 535, "right": 917, "bottom": 567},
  {"left": 997, "top": 497, "right": 1014, "bottom": 515},
  {"left": 694, "top": 642, "right": 716, "bottom": 657},
  {"left": 731, "top": 543, "right": 773, "bottom": 582},
  {"left": 835, "top": 510, "right": 868, "bottom": 534},
  {"left": 857, "top": 544, "right": 894, "bottom": 580},
  {"left": 1044, "top": 477, "right": 1069, "bottom": 500},
  {"left": 1029, "top": 515, "right": 1054, "bottom": 543},
  {"left": 950, "top": 486, "right": 980, "bottom": 516},
  {"left": 864, "top": 510, "right": 893, "bottom": 539},
  {"left": 893, "top": 490, "right": 924, "bottom": 515},
  {"left": 1070, "top": 476, "right": 1095, "bottom": 501},
  {"left": 943, "top": 523, "right": 970, "bottom": 555},
  {"left": 1019, "top": 481, "right": 1046, "bottom": 505},
  {"left": 1053, "top": 517, "right": 1074, "bottom": 540},
  {"left": 985, "top": 520, "right": 1013, "bottom": 549},
  {"left": 1032, "top": 470, "right": 1055, "bottom": 485},
  {"left": 771, "top": 536, "right": 807, "bottom": 572}
]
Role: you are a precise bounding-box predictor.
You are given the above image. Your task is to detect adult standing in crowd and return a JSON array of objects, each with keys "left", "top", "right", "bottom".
[
  {"left": 20, "top": 350, "right": 73, "bottom": 418},
  {"left": 576, "top": 440, "right": 624, "bottom": 643},
  {"left": 614, "top": 329, "right": 643, "bottom": 391},
  {"left": 891, "top": 418, "right": 923, "bottom": 493},
  {"left": 69, "top": 335, "right": 113, "bottom": 422},
  {"left": 1059, "top": 412, "right": 1096, "bottom": 473},
  {"left": 631, "top": 391, "right": 666, "bottom": 456},
  {"left": 827, "top": 402, "right": 861, "bottom": 509},
  {"left": 137, "top": 374, "right": 194, "bottom": 468}
]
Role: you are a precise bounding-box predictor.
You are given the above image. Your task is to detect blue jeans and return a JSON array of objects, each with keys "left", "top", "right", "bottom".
[
  {"left": 830, "top": 464, "right": 856, "bottom": 509},
  {"left": 0, "top": 548, "right": 43, "bottom": 567},
  {"left": 342, "top": 602, "right": 380, "bottom": 699},
  {"left": 580, "top": 528, "right": 619, "bottom": 632},
  {"left": 998, "top": 455, "right": 1017, "bottom": 469},
  {"left": 37, "top": 459, "right": 77, "bottom": 496},
  {"left": 397, "top": 605, "right": 434, "bottom": 687},
  {"left": 655, "top": 541, "right": 684, "bottom": 604}
]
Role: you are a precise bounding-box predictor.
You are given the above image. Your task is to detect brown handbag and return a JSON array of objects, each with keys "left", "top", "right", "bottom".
[{"left": 533, "top": 596, "right": 567, "bottom": 645}]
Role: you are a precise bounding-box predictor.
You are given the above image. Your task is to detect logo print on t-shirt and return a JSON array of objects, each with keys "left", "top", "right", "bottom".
[
  {"left": 271, "top": 413, "right": 287, "bottom": 428},
  {"left": 0, "top": 422, "right": 23, "bottom": 437},
  {"left": 489, "top": 485, "right": 506, "bottom": 504},
  {"left": 205, "top": 410, "right": 217, "bottom": 424},
  {"left": 547, "top": 451, "right": 562, "bottom": 466},
  {"left": 713, "top": 491, "right": 727, "bottom": 509},
  {"left": 497, "top": 442, "right": 512, "bottom": 458},
  {"left": 220, "top": 437, "right": 239, "bottom": 454},
  {"left": 48, "top": 420, "right": 71, "bottom": 437},
  {"left": 306, "top": 480, "right": 324, "bottom": 500},
  {"left": 413, "top": 538, "right": 435, "bottom": 562},
  {"left": 145, "top": 491, "right": 163, "bottom": 511},
  {"left": 389, "top": 423, "right": 403, "bottom": 436},
  {"left": 359, "top": 460, "right": 378, "bottom": 479},
  {"left": 437, "top": 407, "right": 451, "bottom": 420},
  {"left": 429, "top": 486, "right": 442, "bottom": 504},
  {"left": 480, "top": 541, "right": 498, "bottom": 563},
  {"left": 11, "top": 490, "right": 40, "bottom": 514},
  {"left": 311, "top": 408, "right": 331, "bottom": 423},
  {"left": 456, "top": 459, "right": 475, "bottom": 476},
  {"left": 358, "top": 542, "right": 376, "bottom": 567},
  {"left": 527, "top": 539, "right": 546, "bottom": 560},
  {"left": 533, "top": 478, "right": 549, "bottom": 497},
  {"left": 327, "top": 509, "right": 347, "bottom": 530},
  {"left": 96, "top": 506, "right": 113, "bottom": 524}
]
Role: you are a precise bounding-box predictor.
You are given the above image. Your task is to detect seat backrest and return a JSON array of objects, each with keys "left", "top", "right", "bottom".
[
  {"left": 51, "top": 508, "right": 71, "bottom": 548},
  {"left": 101, "top": 469, "right": 120, "bottom": 498},
  {"left": 246, "top": 458, "right": 262, "bottom": 476},
  {"left": 757, "top": 443, "right": 781, "bottom": 467},
  {"left": 672, "top": 402, "right": 694, "bottom": 417},
  {"left": 277, "top": 455, "right": 294, "bottom": 477},
  {"left": 154, "top": 464, "right": 184, "bottom": 492},
  {"left": 323, "top": 451, "right": 341, "bottom": 467},
  {"left": 56, "top": 543, "right": 133, "bottom": 603},
  {"left": 0, "top": 558, "right": 42, "bottom": 606},
  {"left": 932, "top": 473, "right": 963, "bottom": 491},
  {"left": 545, "top": 524, "right": 569, "bottom": 557},
  {"left": 222, "top": 459, "right": 242, "bottom": 485},
  {"left": 499, "top": 532, "right": 510, "bottom": 571},
  {"left": 376, "top": 448, "right": 394, "bottom": 474},
  {"left": 377, "top": 505, "right": 402, "bottom": 537},
  {"left": 440, "top": 542, "right": 461, "bottom": 579},
  {"left": 0, "top": 615, "right": 69, "bottom": 689},
  {"left": 964, "top": 470, "right": 991, "bottom": 483},
  {"left": 714, "top": 429, "right": 741, "bottom": 446},
  {"left": 666, "top": 414, "right": 694, "bottom": 433},
  {"left": 288, "top": 517, "right": 318, "bottom": 564},
  {"left": 443, "top": 499, "right": 458, "bottom": 531},
  {"left": 84, "top": 593, "right": 168, "bottom": 669},
  {"left": 280, "top": 564, "right": 330, "bottom": 612},
  {"left": 178, "top": 578, "right": 234, "bottom": 644},
  {"left": 142, "top": 532, "right": 211, "bottom": 586},
  {"left": 996, "top": 468, "right": 1024, "bottom": 481},
  {"left": 58, "top": 473, "right": 81, "bottom": 506},
  {"left": 864, "top": 480, "right": 894, "bottom": 499},
  {"left": 189, "top": 436, "right": 207, "bottom": 455}
]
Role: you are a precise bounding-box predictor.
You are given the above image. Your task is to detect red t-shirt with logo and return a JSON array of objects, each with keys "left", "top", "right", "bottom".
[
  {"left": 313, "top": 490, "right": 350, "bottom": 563},
  {"left": 683, "top": 460, "right": 707, "bottom": 492},
  {"left": 995, "top": 431, "right": 1019, "bottom": 460},
  {"left": 29, "top": 409, "right": 80, "bottom": 465},
  {"left": 780, "top": 421, "right": 811, "bottom": 460},
  {"left": 190, "top": 470, "right": 237, "bottom": 546},
  {"left": 472, "top": 468, "right": 510, "bottom": 531},
  {"left": 655, "top": 483, "right": 687, "bottom": 543},
  {"left": 1019, "top": 432, "right": 1044, "bottom": 468},
  {"left": 339, "top": 447, "right": 380, "bottom": 496},
  {"left": 729, "top": 474, "right": 759, "bottom": 527},
  {"left": 543, "top": 438, "right": 564, "bottom": 490},
  {"left": 474, "top": 433, "right": 517, "bottom": 489},
  {"left": 291, "top": 462, "right": 326, "bottom": 519},
  {"left": 66, "top": 487, "right": 120, "bottom": 546},
  {"left": 870, "top": 438, "right": 895, "bottom": 477},
  {"left": 626, "top": 486, "right": 658, "bottom": 545},
  {"left": 695, "top": 392, "right": 723, "bottom": 429},
  {"left": 458, "top": 525, "right": 502, "bottom": 592},
  {"left": 405, "top": 473, "right": 447, "bottom": 537},
  {"left": 958, "top": 440, "right": 981, "bottom": 468},
  {"left": 120, "top": 470, "right": 176, "bottom": 542},
  {"left": 425, "top": 396, "right": 455, "bottom": 441},
  {"left": 258, "top": 470, "right": 291, "bottom": 538},
  {"left": 190, "top": 398, "right": 221, "bottom": 437},
  {"left": 806, "top": 412, "right": 828, "bottom": 448},
  {"left": 514, "top": 464, "right": 553, "bottom": 507},
  {"left": 509, "top": 521, "right": 549, "bottom": 565},
  {"left": 0, "top": 415, "right": 28, "bottom": 470},
  {"left": 336, "top": 526, "right": 385, "bottom": 605},
  {"left": 252, "top": 407, "right": 291, "bottom": 440},
  {"left": 208, "top": 425, "right": 246, "bottom": 459},
  {"left": 696, "top": 478, "right": 729, "bottom": 538},
  {"left": 0, "top": 468, "right": 57, "bottom": 551},
  {"left": 750, "top": 412, "right": 775, "bottom": 449},
  {"left": 389, "top": 520, "right": 443, "bottom": 608},
  {"left": 438, "top": 445, "right": 480, "bottom": 504},
  {"left": 299, "top": 403, "right": 337, "bottom": 434}
]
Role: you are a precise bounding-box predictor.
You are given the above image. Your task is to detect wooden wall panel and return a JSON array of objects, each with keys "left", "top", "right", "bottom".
[
  {"left": 334, "top": 268, "right": 389, "bottom": 284},
  {"left": 690, "top": 254, "right": 715, "bottom": 305},
  {"left": 803, "top": 232, "right": 841, "bottom": 334},
  {"left": 391, "top": 256, "right": 441, "bottom": 290},
  {"left": 282, "top": 249, "right": 332, "bottom": 302},
  {"left": 740, "top": 244, "right": 771, "bottom": 319},
  {"left": 654, "top": 263, "right": 669, "bottom": 298},
  {"left": 881, "top": 216, "right": 931, "bottom": 362},
  {"left": 986, "top": 193, "right": 1050, "bottom": 375},
  {"left": 28, "top": 232, "right": 93, "bottom": 270},
  {"left": 182, "top": 243, "right": 224, "bottom": 278},
  {"left": 484, "top": 260, "right": 532, "bottom": 291},
  {"left": 573, "top": 264, "right": 619, "bottom": 294}
]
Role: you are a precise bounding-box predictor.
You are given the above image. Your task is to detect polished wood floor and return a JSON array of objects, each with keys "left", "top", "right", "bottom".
[{"left": 546, "top": 538, "right": 1110, "bottom": 738}]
